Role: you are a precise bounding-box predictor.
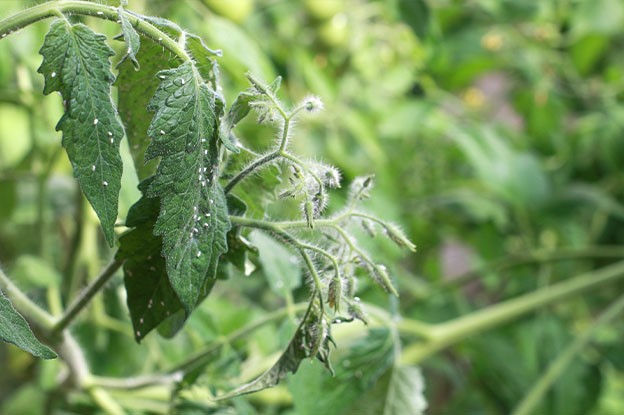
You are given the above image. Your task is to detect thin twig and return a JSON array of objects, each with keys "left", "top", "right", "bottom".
[{"left": 52, "top": 258, "right": 124, "bottom": 335}]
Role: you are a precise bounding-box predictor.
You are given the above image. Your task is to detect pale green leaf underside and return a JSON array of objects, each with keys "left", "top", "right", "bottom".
[
  {"left": 383, "top": 366, "right": 427, "bottom": 415},
  {"left": 38, "top": 20, "right": 124, "bottom": 246},
  {"left": 0, "top": 289, "right": 56, "bottom": 359},
  {"left": 146, "top": 62, "right": 230, "bottom": 311},
  {"left": 117, "top": 6, "right": 141, "bottom": 69},
  {"left": 249, "top": 231, "right": 301, "bottom": 296}
]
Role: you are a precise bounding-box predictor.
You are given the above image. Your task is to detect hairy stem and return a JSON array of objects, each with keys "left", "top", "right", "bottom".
[
  {"left": 224, "top": 151, "right": 280, "bottom": 193},
  {"left": 0, "top": 0, "right": 190, "bottom": 61},
  {"left": 51, "top": 258, "right": 124, "bottom": 335},
  {"left": 511, "top": 292, "right": 624, "bottom": 415},
  {"left": 400, "top": 260, "right": 624, "bottom": 364}
]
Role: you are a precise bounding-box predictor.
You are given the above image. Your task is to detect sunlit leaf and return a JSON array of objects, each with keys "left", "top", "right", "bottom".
[{"left": 0, "top": 289, "right": 56, "bottom": 359}]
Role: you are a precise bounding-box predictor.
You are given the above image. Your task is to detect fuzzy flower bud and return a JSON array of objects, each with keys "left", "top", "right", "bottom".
[{"left": 302, "top": 95, "right": 324, "bottom": 113}]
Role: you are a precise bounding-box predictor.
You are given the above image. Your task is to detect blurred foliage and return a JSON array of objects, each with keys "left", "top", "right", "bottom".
[{"left": 1, "top": 0, "right": 624, "bottom": 414}]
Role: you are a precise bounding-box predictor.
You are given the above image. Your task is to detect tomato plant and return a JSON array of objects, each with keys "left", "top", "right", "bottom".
[{"left": 1, "top": 1, "right": 624, "bottom": 414}]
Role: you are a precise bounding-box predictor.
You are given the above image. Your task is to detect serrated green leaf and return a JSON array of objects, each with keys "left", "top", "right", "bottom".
[
  {"left": 145, "top": 62, "right": 230, "bottom": 312},
  {"left": 118, "top": 178, "right": 220, "bottom": 341},
  {"left": 0, "top": 289, "right": 56, "bottom": 359},
  {"left": 382, "top": 366, "right": 427, "bottom": 415},
  {"left": 117, "top": 41, "right": 180, "bottom": 181},
  {"left": 216, "top": 301, "right": 334, "bottom": 400},
  {"left": 397, "top": 0, "right": 430, "bottom": 38},
  {"left": 38, "top": 20, "right": 124, "bottom": 246},
  {"left": 117, "top": 6, "right": 140, "bottom": 69},
  {"left": 216, "top": 313, "right": 310, "bottom": 399},
  {"left": 289, "top": 328, "right": 395, "bottom": 415},
  {"left": 249, "top": 231, "right": 301, "bottom": 296}
]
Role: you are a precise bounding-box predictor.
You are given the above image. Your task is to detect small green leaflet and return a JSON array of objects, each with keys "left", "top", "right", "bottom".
[
  {"left": 0, "top": 289, "right": 56, "bottom": 359},
  {"left": 117, "top": 41, "right": 180, "bottom": 181},
  {"left": 219, "top": 91, "right": 253, "bottom": 153},
  {"left": 145, "top": 62, "right": 230, "bottom": 312},
  {"left": 216, "top": 315, "right": 311, "bottom": 399},
  {"left": 185, "top": 33, "right": 222, "bottom": 85},
  {"left": 38, "top": 20, "right": 124, "bottom": 246},
  {"left": 216, "top": 303, "right": 332, "bottom": 399},
  {"left": 117, "top": 6, "right": 141, "bottom": 69}
]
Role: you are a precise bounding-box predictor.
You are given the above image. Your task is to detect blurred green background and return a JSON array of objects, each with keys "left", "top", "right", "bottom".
[{"left": 1, "top": 0, "right": 624, "bottom": 414}]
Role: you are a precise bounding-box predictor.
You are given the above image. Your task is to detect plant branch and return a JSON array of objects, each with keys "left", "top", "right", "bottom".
[
  {"left": 90, "top": 373, "right": 183, "bottom": 391},
  {"left": 224, "top": 151, "right": 280, "bottom": 193},
  {"left": 443, "top": 245, "right": 624, "bottom": 287},
  {"left": 511, "top": 292, "right": 624, "bottom": 415},
  {"left": 0, "top": 266, "right": 55, "bottom": 330},
  {"left": 51, "top": 258, "right": 124, "bottom": 335},
  {"left": 0, "top": 0, "right": 190, "bottom": 61},
  {"left": 400, "top": 260, "right": 624, "bottom": 364}
]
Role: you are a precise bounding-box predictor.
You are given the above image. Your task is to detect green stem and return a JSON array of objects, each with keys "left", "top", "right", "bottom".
[
  {"left": 62, "top": 189, "right": 85, "bottom": 299},
  {"left": 510, "top": 292, "right": 624, "bottom": 415},
  {"left": 400, "top": 260, "right": 624, "bottom": 364},
  {"left": 278, "top": 117, "right": 291, "bottom": 152},
  {"left": 0, "top": 267, "right": 55, "bottom": 330},
  {"left": 224, "top": 151, "right": 280, "bottom": 194},
  {"left": 90, "top": 373, "right": 183, "bottom": 390},
  {"left": 87, "top": 386, "right": 126, "bottom": 415},
  {"left": 51, "top": 258, "right": 124, "bottom": 335},
  {"left": 444, "top": 245, "right": 624, "bottom": 288},
  {"left": 0, "top": 0, "right": 190, "bottom": 61}
]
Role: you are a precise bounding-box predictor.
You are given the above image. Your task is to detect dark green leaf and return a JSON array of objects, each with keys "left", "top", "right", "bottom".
[
  {"left": 145, "top": 62, "right": 230, "bottom": 312},
  {"left": 0, "top": 289, "right": 56, "bottom": 359},
  {"left": 118, "top": 178, "right": 220, "bottom": 341},
  {"left": 117, "top": 41, "right": 180, "bottom": 181},
  {"left": 117, "top": 179, "right": 184, "bottom": 342},
  {"left": 117, "top": 6, "right": 140, "bottom": 70},
  {"left": 397, "top": 0, "right": 430, "bottom": 38},
  {"left": 220, "top": 195, "right": 252, "bottom": 272},
  {"left": 38, "top": 20, "right": 124, "bottom": 246}
]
